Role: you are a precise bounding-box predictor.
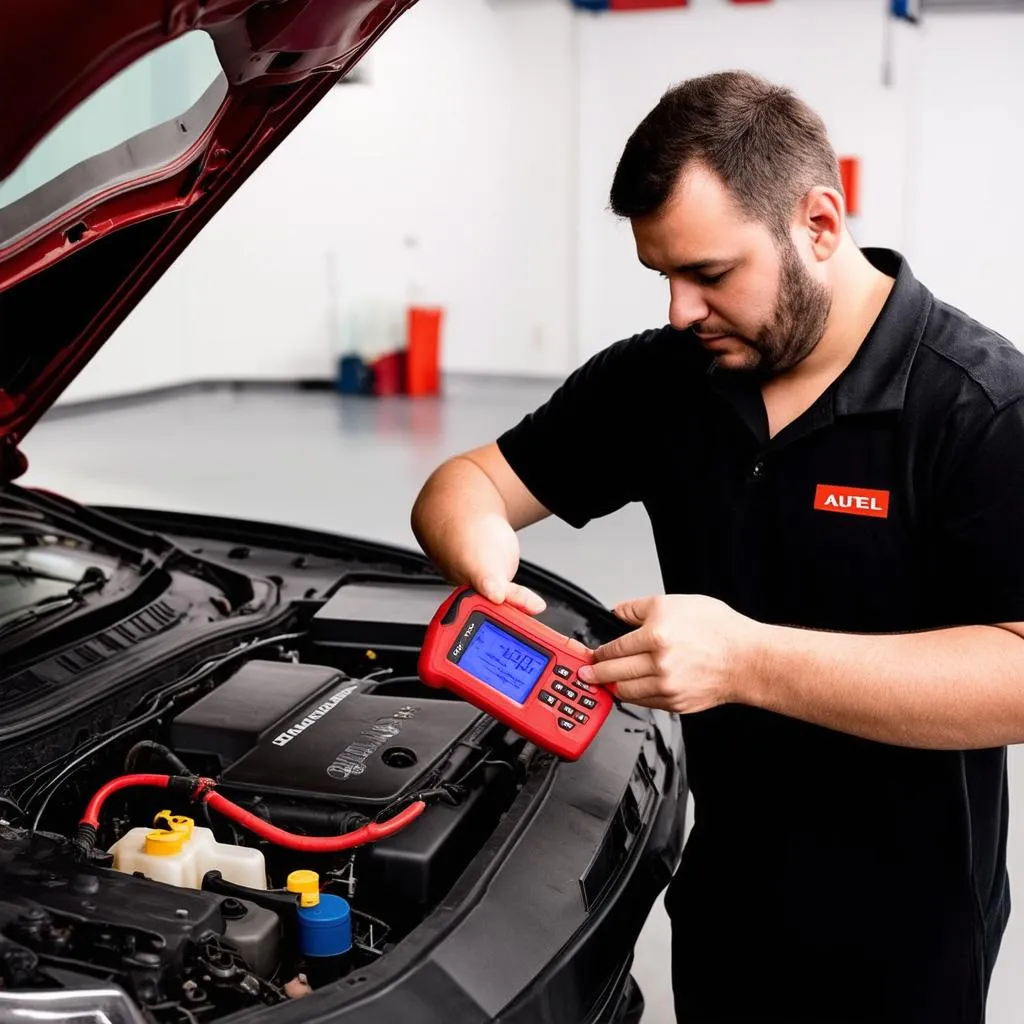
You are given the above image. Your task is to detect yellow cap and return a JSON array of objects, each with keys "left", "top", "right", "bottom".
[
  {"left": 153, "top": 810, "right": 194, "bottom": 838},
  {"left": 145, "top": 828, "right": 186, "bottom": 856},
  {"left": 287, "top": 869, "right": 321, "bottom": 907}
]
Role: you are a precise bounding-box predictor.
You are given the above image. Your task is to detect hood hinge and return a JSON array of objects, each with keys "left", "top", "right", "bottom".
[{"left": 0, "top": 435, "right": 28, "bottom": 483}]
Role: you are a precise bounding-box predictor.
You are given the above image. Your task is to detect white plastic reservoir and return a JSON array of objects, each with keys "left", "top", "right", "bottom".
[{"left": 108, "top": 810, "right": 267, "bottom": 890}]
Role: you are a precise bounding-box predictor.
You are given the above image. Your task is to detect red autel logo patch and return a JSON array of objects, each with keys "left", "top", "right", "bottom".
[{"left": 814, "top": 484, "right": 890, "bottom": 519}]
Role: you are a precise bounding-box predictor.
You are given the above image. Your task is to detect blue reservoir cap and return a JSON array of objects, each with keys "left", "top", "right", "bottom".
[{"left": 297, "top": 893, "right": 352, "bottom": 958}]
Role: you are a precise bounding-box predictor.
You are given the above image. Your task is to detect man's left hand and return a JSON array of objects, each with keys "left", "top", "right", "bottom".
[{"left": 576, "top": 594, "right": 759, "bottom": 713}]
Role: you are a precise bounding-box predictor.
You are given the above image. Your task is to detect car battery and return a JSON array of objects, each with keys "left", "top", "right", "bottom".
[{"left": 310, "top": 580, "right": 455, "bottom": 651}]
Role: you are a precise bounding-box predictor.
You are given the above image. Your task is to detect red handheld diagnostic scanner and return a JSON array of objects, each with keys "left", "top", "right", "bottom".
[{"left": 418, "top": 586, "right": 613, "bottom": 760}]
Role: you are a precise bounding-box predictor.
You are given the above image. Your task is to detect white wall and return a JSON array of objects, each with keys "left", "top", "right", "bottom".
[
  {"left": 55, "top": 0, "right": 1024, "bottom": 404},
  {"left": 61, "top": 0, "right": 577, "bottom": 403},
  {"left": 903, "top": 11, "right": 1024, "bottom": 348}
]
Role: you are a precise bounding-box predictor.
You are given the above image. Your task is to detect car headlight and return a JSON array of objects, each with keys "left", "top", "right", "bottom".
[{"left": 0, "top": 984, "right": 147, "bottom": 1024}]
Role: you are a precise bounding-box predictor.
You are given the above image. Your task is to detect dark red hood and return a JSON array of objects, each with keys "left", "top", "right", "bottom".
[{"left": 0, "top": 0, "right": 416, "bottom": 481}]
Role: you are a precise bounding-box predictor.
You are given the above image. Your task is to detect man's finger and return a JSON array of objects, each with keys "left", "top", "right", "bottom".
[
  {"left": 478, "top": 575, "right": 507, "bottom": 604},
  {"left": 581, "top": 653, "right": 658, "bottom": 686},
  {"left": 601, "top": 675, "right": 663, "bottom": 703},
  {"left": 506, "top": 582, "right": 546, "bottom": 614},
  {"left": 612, "top": 596, "right": 658, "bottom": 626},
  {"left": 564, "top": 635, "right": 595, "bottom": 660},
  {"left": 591, "top": 627, "right": 651, "bottom": 663},
  {"left": 477, "top": 577, "right": 546, "bottom": 615}
]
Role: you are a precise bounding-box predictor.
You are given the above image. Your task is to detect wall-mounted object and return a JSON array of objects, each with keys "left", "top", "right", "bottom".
[
  {"left": 571, "top": 0, "right": 686, "bottom": 10},
  {"left": 569, "top": 0, "right": 782, "bottom": 14},
  {"left": 609, "top": 0, "right": 686, "bottom": 8},
  {"left": 890, "top": 0, "right": 920, "bottom": 21},
  {"left": 839, "top": 157, "right": 861, "bottom": 217}
]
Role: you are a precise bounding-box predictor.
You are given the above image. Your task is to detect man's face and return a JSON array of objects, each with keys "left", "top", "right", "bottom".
[{"left": 631, "top": 164, "right": 831, "bottom": 375}]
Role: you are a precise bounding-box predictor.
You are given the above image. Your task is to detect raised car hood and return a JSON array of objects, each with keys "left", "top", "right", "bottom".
[{"left": 0, "top": 0, "right": 415, "bottom": 481}]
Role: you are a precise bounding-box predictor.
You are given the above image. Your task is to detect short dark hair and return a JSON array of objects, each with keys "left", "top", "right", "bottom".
[{"left": 609, "top": 70, "right": 842, "bottom": 236}]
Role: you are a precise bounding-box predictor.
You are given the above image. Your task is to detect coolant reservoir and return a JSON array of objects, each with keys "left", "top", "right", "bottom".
[{"left": 108, "top": 810, "right": 267, "bottom": 890}]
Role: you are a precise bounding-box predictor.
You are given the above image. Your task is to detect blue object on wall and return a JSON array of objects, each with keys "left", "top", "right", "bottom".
[{"left": 890, "top": 0, "right": 919, "bottom": 21}]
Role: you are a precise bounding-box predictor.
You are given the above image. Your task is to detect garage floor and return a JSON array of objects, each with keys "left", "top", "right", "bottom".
[{"left": 20, "top": 381, "right": 1024, "bottom": 1023}]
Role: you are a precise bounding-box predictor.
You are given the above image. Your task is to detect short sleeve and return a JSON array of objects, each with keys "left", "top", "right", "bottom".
[
  {"left": 932, "top": 397, "right": 1024, "bottom": 624},
  {"left": 496, "top": 329, "right": 668, "bottom": 529}
]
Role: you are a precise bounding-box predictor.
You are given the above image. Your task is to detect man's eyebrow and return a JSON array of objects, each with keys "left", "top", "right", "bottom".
[{"left": 638, "top": 256, "right": 733, "bottom": 273}]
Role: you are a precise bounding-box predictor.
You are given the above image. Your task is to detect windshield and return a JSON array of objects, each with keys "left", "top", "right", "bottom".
[{"left": 0, "top": 31, "right": 225, "bottom": 245}]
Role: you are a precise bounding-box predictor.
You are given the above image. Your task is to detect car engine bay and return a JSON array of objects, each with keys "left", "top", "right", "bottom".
[{"left": 0, "top": 506, "right": 603, "bottom": 1024}]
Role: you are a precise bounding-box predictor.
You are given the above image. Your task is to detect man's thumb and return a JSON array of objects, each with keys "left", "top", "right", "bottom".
[{"left": 479, "top": 576, "right": 506, "bottom": 603}]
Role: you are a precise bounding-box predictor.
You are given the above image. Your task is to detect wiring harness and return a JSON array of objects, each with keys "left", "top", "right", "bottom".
[{"left": 72, "top": 773, "right": 425, "bottom": 857}]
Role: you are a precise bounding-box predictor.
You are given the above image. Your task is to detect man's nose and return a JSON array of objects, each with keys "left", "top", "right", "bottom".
[{"left": 668, "top": 280, "right": 710, "bottom": 331}]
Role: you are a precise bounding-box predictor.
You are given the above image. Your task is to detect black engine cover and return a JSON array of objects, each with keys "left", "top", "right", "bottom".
[{"left": 173, "top": 663, "right": 484, "bottom": 806}]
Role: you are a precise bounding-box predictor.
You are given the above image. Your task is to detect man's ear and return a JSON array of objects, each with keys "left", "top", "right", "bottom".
[{"left": 797, "top": 186, "right": 844, "bottom": 262}]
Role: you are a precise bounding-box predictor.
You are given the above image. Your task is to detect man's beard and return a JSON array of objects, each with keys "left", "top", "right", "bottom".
[{"left": 719, "top": 239, "right": 832, "bottom": 376}]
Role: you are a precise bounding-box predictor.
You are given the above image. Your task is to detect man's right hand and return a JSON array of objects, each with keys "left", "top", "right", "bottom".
[
  {"left": 449, "top": 512, "right": 546, "bottom": 615},
  {"left": 411, "top": 444, "right": 551, "bottom": 618}
]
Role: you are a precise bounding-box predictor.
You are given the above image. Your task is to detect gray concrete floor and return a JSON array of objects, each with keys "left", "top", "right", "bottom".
[{"left": 19, "top": 382, "right": 1024, "bottom": 1022}]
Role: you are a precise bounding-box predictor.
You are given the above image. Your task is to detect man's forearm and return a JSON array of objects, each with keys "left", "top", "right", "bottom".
[
  {"left": 410, "top": 455, "right": 505, "bottom": 565},
  {"left": 409, "top": 454, "right": 548, "bottom": 611},
  {"left": 743, "top": 621, "right": 1024, "bottom": 749}
]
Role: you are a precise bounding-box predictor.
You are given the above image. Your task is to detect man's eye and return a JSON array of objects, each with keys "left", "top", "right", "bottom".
[{"left": 697, "top": 271, "right": 729, "bottom": 287}]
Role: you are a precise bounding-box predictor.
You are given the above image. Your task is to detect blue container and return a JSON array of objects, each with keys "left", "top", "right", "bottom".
[
  {"left": 336, "top": 354, "right": 371, "bottom": 395},
  {"left": 297, "top": 893, "right": 352, "bottom": 959}
]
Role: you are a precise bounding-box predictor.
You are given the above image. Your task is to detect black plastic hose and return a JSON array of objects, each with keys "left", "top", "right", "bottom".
[{"left": 124, "top": 740, "right": 192, "bottom": 777}]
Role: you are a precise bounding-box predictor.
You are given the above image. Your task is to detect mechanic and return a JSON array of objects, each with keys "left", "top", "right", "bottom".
[{"left": 410, "top": 70, "right": 1024, "bottom": 1023}]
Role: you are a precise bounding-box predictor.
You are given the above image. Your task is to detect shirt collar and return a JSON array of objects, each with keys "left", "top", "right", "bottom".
[{"left": 832, "top": 247, "right": 932, "bottom": 416}]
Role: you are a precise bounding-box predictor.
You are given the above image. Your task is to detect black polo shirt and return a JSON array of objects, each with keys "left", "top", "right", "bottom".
[{"left": 497, "top": 249, "right": 1024, "bottom": 1023}]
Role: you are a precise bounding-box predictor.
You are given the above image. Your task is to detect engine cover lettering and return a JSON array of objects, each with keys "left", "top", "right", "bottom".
[{"left": 272, "top": 685, "right": 358, "bottom": 747}]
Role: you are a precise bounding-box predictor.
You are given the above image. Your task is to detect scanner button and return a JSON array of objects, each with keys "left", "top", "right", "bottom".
[
  {"left": 574, "top": 710, "right": 589, "bottom": 724},
  {"left": 557, "top": 718, "right": 576, "bottom": 731},
  {"left": 561, "top": 686, "right": 578, "bottom": 701},
  {"left": 552, "top": 681, "right": 568, "bottom": 696},
  {"left": 579, "top": 696, "right": 597, "bottom": 710},
  {"left": 553, "top": 665, "right": 572, "bottom": 680},
  {"left": 559, "top": 702, "right": 575, "bottom": 716},
  {"left": 538, "top": 690, "right": 558, "bottom": 707}
]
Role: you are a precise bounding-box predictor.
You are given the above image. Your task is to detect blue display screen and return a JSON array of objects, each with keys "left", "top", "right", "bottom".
[{"left": 458, "top": 620, "right": 549, "bottom": 705}]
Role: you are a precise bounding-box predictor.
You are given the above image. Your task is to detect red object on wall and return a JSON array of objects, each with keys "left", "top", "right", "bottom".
[
  {"left": 839, "top": 156, "right": 861, "bottom": 216},
  {"left": 406, "top": 306, "right": 443, "bottom": 396},
  {"left": 609, "top": 0, "right": 686, "bottom": 9}
]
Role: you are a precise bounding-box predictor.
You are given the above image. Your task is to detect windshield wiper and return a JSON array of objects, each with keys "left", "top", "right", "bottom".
[
  {"left": 3, "top": 485, "right": 258, "bottom": 612},
  {"left": 2, "top": 485, "right": 153, "bottom": 566},
  {"left": 0, "top": 566, "right": 106, "bottom": 643},
  {"left": 0, "top": 562, "right": 97, "bottom": 586}
]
